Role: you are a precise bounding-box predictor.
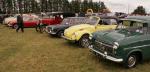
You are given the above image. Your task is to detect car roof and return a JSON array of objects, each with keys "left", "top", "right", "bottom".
[{"left": 121, "top": 16, "right": 150, "bottom": 25}]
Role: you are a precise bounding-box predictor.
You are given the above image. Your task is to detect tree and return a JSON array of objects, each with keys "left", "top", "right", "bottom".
[
  {"left": 0, "top": 0, "right": 109, "bottom": 14},
  {"left": 99, "top": 1, "right": 110, "bottom": 13},
  {"left": 71, "top": 0, "right": 80, "bottom": 13},
  {"left": 132, "top": 6, "right": 147, "bottom": 15}
]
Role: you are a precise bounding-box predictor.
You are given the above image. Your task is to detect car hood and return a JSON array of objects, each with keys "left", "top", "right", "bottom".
[
  {"left": 5, "top": 17, "right": 16, "bottom": 23},
  {"left": 65, "top": 24, "right": 94, "bottom": 35},
  {"left": 65, "top": 24, "right": 93, "bottom": 32},
  {"left": 93, "top": 29, "right": 143, "bottom": 45}
]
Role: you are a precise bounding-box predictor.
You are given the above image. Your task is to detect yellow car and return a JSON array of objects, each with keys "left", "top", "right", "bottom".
[{"left": 63, "top": 16, "right": 118, "bottom": 48}]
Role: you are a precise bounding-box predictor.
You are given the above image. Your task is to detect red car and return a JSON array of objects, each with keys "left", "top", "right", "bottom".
[
  {"left": 39, "top": 16, "right": 62, "bottom": 25},
  {"left": 8, "top": 17, "right": 39, "bottom": 29},
  {"left": 39, "top": 12, "right": 75, "bottom": 26},
  {"left": 35, "top": 12, "right": 75, "bottom": 33}
]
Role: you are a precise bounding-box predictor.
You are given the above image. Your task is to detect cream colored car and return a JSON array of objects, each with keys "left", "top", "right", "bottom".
[{"left": 64, "top": 16, "right": 118, "bottom": 48}]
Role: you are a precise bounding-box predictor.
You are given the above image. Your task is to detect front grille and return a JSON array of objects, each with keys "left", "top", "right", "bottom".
[{"left": 94, "top": 40, "right": 114, "bottom": 55}]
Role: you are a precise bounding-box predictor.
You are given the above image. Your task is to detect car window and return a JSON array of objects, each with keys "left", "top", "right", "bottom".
[
  {"left": 118, "top": 22, "right": 149, "bottom": 34},
  {"left": 111, "top": 19, "right": 117, "bottom": 25},
  {"left": 100, "top": 19, "right": 117, "bottom": 25},
  {"left": 116, "top": 20, "right": 144, "bottom": 29},
  {"left": 85, "top": 17, "right": 99, "bottom": 25}
]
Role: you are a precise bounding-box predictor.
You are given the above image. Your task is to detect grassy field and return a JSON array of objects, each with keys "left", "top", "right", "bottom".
[{"left": 0, "top": 25, "right": 150, "bottom": 72}]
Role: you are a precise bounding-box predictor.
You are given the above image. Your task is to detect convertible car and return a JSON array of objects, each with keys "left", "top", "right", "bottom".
[
  {"left": 46, "top": 17, "right": 89, "bottom": 37},
  {"left": 89, "top": 16, "right": 150, "bottom": 68},
  {"left": 63, "top": 16, "right": 118, "bottom": 48}
]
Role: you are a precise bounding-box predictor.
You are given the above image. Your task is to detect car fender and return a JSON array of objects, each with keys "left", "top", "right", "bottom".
[
  {"left": 124, "top": 48, "right": 143, "bottom": 61},
  {"left": 74, "top": 30, "right": 92, "bottom": 41}
]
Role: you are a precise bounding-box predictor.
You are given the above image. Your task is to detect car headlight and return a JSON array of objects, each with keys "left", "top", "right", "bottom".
[
  {"left": 114, "top": 42, "right": 119, "bottom": 46},
  {"left": 113, "top": 42, "right": 119, "bottom": 49}
]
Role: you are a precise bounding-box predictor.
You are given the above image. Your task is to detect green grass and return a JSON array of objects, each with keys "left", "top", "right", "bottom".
[{"left": 0, "top": 25, "right": 150, "bottom": 72}]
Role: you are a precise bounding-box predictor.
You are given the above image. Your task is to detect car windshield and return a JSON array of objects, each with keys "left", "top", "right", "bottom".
[
  {"left": 100, "top": 19, "right": 118, "bottom": 25},
  {"left": 85, "top": 17, "right": 99, "bottom": 25},
  {"left": 61, "top": 17, "right": 89, "bottom": 25}
]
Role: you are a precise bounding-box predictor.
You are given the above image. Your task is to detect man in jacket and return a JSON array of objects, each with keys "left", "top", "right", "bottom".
[{"left": 16, "top": 14, "right": 24, "bottom": 32}]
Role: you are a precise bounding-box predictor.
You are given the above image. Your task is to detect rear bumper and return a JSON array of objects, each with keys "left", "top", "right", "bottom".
[{"left": 89, "top": 46, "right": 123, "bottom": 63}]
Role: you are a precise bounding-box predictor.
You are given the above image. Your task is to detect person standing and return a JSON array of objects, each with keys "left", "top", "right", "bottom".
[{"left": 16, "top": 14, "right": 24, "bottom": 32}]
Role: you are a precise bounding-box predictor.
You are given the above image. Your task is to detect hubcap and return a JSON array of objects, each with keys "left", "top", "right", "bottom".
[
  {"left": 14, "top": 25, "right": 18, "bottom": 29},
  {"left": 81, "top": 38, "right": 90, "bottom": 48},
  {"left": 128, "top": 56, "right": 136, "bottom": 67}
]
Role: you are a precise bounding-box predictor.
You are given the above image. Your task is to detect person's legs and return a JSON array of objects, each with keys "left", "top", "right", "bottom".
[
  {"left": 21, "top": 26, "right": 24, "bottom": 32},
  {"left": 16, "top": 26, "right": 20, "bottom": 32}
]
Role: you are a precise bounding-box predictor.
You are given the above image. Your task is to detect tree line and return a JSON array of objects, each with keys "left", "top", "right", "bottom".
[{"left": 0, "top": 0, "right": 107, "bottom": 14}]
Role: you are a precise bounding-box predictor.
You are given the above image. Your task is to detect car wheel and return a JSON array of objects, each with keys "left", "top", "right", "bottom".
[
  {"left": 79, "top": 34, "right": 90, "bottom": 48},
  {"left": 13, "top": 24, "right": 18, "bottom": 29},
  {"left": 124, "top": 54, "right": 138, "bottom": 68},
  {"left": 57, "top": 31, "right": 64, "bottom": 37}
]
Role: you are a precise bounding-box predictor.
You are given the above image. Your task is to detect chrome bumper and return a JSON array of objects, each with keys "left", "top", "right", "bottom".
[
  {"left": 89, "top": 46, "right": 123, "bottom": 63},
  {"left": 49, "top": 31, "right": 57, "bottom": 35},
  {"left": 62, "top": 36, "right": 75, "bottom": 41},
  {"left": 47, "top": 30, "right": 57, "bottom": 35},
  {"left": 62, "top": 36, "right": 70, "bottom": 40},
  {"left": 8, "top": 24, "right": 12, "bottom": 27}
]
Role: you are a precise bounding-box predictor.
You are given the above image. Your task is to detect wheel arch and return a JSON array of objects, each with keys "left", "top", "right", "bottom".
[
  {"left": 77, "top": 32, "right": 91, "bottom": 41},
  {"left": 127, "top": 49, "right": 143, "bottom": 62}
]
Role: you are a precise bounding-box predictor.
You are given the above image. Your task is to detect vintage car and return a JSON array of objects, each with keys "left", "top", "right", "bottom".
[
  {"left": 89, "top": 16, "right": 150, "bottom": 68},
  {"left": 63, "top": 16, "right": 118, "bottom": 48},
  {"left": 3, "top": 14, "right": 18, "bottom": 25},
  {"left": 36, "top": 12, "right": 75, "bottom": 33},
  {"left": 46, "top": 17, "right": 89, "bottom": 37},
  {"left": 8, "top": 16, "right": 39, "bottom": 28}
]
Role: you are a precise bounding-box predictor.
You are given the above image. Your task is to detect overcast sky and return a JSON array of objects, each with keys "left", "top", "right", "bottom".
[{"left": 69, "top": 0, "right": 150, "bottom": 13}]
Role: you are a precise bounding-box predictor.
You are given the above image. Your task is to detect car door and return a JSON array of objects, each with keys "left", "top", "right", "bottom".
[
  {"left": 24, "top": 18, "right": 33, "bottom": 27},
  {"left": 24, "top": 18, "right": 37, "bottom": 27},
  {"left": 95, "top": 19, "right": 117, "bottom": 31},
  {"left": 141, "top": 27, "right": 150, "bottom": 60}
]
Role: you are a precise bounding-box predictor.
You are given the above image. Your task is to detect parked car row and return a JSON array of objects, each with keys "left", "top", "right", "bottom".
[
  {"left": 3, "top": 12, "right": 75, "bottom": 29},
  {"left": 1, "top": 13, "right": 150, "bottom": 68},
  {"left": 45, "top": 16, "right": 150, "bottom": 68}
]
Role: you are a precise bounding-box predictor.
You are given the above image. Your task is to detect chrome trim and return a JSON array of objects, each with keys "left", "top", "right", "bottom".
[
  {"left": 124, "top": 44, "right": 150, "bottom": 50},
  {"left": 49, "top": 32, "right": 57, "bottom": 34},
  {"left": 95, "top": 40, "right": 113, "bottom": 48},
  {"left": 47, "top": 28, "right": 57, "bottom": 34},
  {"left": 62, "top": 36, "right": 71, "bottom": 40},
  {"left": 89, "top": 46, "right": 123, "bottom": 63}
]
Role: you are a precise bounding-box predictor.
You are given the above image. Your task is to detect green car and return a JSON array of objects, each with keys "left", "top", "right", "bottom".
[{"left": 89, "top": 16, "right": 150, "bottom": 68}]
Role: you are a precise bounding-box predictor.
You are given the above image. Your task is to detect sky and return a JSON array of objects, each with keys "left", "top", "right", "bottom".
[{"left": 69, "top": 0, "right": 150, "bottom": 13}]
